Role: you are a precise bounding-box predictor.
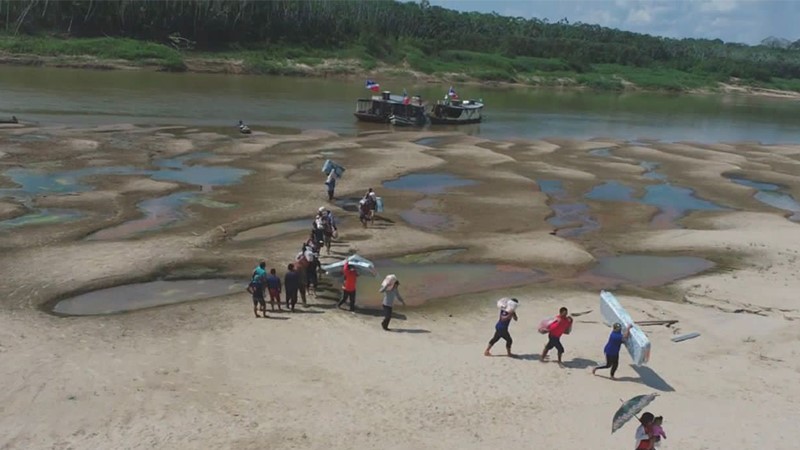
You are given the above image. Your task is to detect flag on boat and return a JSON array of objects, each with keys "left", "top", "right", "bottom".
[
  {"left": 402, "top": 88, "right": 410, "bottom": 105},
  {"left": 365, "top": 79, "right": 381, "bottom": 92},
  {"left": 448, "top": 86, "right": 459, "bottom": 99}
]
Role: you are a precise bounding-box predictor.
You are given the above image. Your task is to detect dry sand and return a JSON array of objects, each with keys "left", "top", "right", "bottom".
[{"left": 1, "top": 125, "right": 799, "bottom": 449}]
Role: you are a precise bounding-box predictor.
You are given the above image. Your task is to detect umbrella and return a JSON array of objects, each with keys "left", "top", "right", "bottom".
[{"left": 611, "top": 393, "right": 659, "bottom": 434}]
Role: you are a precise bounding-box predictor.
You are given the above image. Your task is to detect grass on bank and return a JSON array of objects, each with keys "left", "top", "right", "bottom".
[
  {"left": 1, "top": 35, "right": 799, "bottom": 93},
  {"left": 0, "top": 35, "right": 185, "bottom": 70}
]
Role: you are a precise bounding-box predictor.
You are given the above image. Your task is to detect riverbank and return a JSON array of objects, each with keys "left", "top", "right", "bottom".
[
  {"left": 1, "top": 124, "right": 800, "bottom": 448},
  {"left": 2, "top": 35, "right": 800, "bottom": 99}
]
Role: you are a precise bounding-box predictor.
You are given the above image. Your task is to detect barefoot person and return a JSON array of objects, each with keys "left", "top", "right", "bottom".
[
  {"left": 541, "top": 307, "right": 573, "bottom": 364},
  {"left": 379, "top": 274, "right": 405, "bottom": 330},
  {"left": 484, "top": 298, "right": 519, "bottom": 357},
  {"left": 592, "top": 322, "right": 632, "bottom": 379},
  {"left": 265, "top": 268, "right": 283, "bottom": 312}
]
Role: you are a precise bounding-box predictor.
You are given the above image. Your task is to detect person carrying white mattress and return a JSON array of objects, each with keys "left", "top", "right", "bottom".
[{"left": 592, "top": 322, "right": 632, "bottom": 379}]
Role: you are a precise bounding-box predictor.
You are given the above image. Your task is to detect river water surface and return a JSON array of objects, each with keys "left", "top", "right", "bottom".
[{"left": 1, "top": 66, "right": 799, "bottom": 143}]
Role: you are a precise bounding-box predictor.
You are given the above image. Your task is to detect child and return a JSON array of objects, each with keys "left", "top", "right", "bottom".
[{"left": 652, "top": 416, "right": 666, "bottom": 447}]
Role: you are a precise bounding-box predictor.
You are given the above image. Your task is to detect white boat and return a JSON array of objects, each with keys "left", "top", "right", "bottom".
[
  {"left": 321, "top": 254, "right": 378, "bottom": 277},
  {"left": 599, "top": 290, "right": 651, "bottom": 366}
]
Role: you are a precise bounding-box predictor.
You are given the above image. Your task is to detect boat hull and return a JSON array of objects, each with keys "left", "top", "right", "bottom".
[
  {"left": 428, "top": 115, "right": 482, "bottom": 125},
  {"left": 353, "top": 112, "right": 389, "bottom": 124}
]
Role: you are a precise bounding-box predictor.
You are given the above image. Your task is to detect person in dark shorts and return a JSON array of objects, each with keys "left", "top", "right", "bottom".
[
  {"left": 484, "top": 299, "right": 519, "bottom": 357},
  {"left": 541, "top": 306, "right": 573, "bottom": 364},
  {"left": 284, "top": 263, "right": 300, "bottom": 312},
  {"left": 265, "top": 268, "right": 282, "bottom": 312},
  {"left": 248, "top": 269, "right": 267, "bottom": 318},
  {"left": 337, "top": 260, "right": 358, "bottom": 311},
  {"left": 592, "top": 322, "right": 632, "bottom": 379}
]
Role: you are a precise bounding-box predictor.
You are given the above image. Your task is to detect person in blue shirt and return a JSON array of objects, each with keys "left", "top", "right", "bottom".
[
  {"left": 592, "top": 322, "right": 632, "bottom": 379},
  {"left": 484, "top": 299, "right": 519, "bottom": 357}
]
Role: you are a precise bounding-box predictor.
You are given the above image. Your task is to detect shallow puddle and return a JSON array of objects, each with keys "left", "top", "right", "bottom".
[
  {"left": 585, "top": 181, "right": 636, "bottom": 202},
  {"left": 538, "top": 179, "right": 599, "bottom": 237},
  {"left": 1, "top": 152, "right": 250, "bottom": 231},
  {"left": 150, "top": 152, "right": 250, "bottom": 189},
  {"left": 642, "top": 184, "right": 727, "bottom": 226},
  {"left": 579, "top": 255, "right": 715, "bottom": 288},
  {"left": 399, "top": 199, "right": 453, "bottom": 231},
  {"left": 52, "top": 279, "right": 242, "bottom": 315},
  {"left": 86, "top": 192, "right": 199, "bottom": 240},
  {"left": 0, "top": 209, "right": 85, "bottom": 229},
  {"left": 1, "top": 166, "right": 144, "bottom": 196},
  {"left": 726, "top": 174, "right": 800, "bottom": 221},
  {"left": 413, "top": 137, "right": 450, "bottom": 148},
  {"left": 233, "top": 219, "right": 313, "bottom": 242},
  {"left": 640, "top": 161, "right": 668, "bottom": 180},
  {"left": 383, "top": 173, "right": 478, "bottom": 194},
  {"left": 357, "top": 261, "right": 549, "bottom": 306},
  {"left": 184, "top": 197, "right": 237, "bottom": 209},
  {"left": 588, "top": 147, "right": 614, "bottom": 157},
  {"left": 585, "top": 180, "right": 727, "bottom": 225}
]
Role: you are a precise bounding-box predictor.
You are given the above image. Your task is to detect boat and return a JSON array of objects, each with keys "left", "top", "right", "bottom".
[
  {"left": 427, "top": 98, "right": 484, "bottom": 125},
  {"left": 354, "top": 91, "right": 426, "bottom": 127},
  {"left": 389, "top": 114, "right": 420, "bottom": 127},
  {"left": 0, "top": 116, "right": 19, "bottom": 124}
]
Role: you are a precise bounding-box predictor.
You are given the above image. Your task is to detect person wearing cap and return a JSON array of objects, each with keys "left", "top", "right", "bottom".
[
  {"left": 592, "top": 322, "right": 633, "bottom": 379},
  {"left": 379, "top": 274, "right": 404, "bottom": 330}
]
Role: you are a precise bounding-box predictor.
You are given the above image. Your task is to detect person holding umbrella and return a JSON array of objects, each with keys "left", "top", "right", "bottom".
[
  {"left": 592, "top": 322, "right": 633, "bottom": 379},
  {"left": 610, "top": 393, "right": 659, "bottom": 449},
  {"left": 635, "top": 412, "right": 656, "bottom": 449}
]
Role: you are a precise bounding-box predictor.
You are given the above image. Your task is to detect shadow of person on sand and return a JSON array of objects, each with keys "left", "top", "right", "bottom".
[
  {"left": 598, "top": 366, "right": 675, "bottom": 392},
  {"left": 629, "top": 365, "right": 675, "bottom": 392},
  {"left": 561, "top": 357, "right": 597, "bottom": 369},
  {"left": 349, "top": 307, "right": 408, "bottom": 320},
  {"left": 390, "top": 328, "right": 430, "bottom": 334},
  {"left": 514, "top": 354, "right": 541, "bottom": 361}
]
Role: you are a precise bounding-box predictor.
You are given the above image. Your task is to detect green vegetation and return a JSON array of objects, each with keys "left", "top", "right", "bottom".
[
  {"left": 0, "top": 35, "right": 184, "bottom": 70},
  {"left": 0, "top": 0, "right": 798, "bottom": 93}
]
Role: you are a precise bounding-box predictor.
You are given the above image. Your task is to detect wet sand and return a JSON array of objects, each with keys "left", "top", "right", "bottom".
[{"left": 1, "top": 124, "right": 799, "bottom": 449}]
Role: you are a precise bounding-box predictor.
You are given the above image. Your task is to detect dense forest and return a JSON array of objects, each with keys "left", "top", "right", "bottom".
[{"left": 1, "top": 0, "right": 799, "bottom": 91}]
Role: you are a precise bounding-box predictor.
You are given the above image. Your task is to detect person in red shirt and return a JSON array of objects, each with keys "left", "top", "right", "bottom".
[
  {"left": 337, "top": 260, "right": 359, "bottom": 311},
  {"left": 540, "top": 307, "right": 573, "bottom": 364}
]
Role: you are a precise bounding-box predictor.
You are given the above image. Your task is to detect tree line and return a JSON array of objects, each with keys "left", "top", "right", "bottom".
[{"left": 1, "top": 0, "right": 798, "bottom": 82}]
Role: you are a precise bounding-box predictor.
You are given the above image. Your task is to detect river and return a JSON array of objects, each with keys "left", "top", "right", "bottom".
[{"left": 1, "top": 65, "right": 798, "bottom": 143}]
